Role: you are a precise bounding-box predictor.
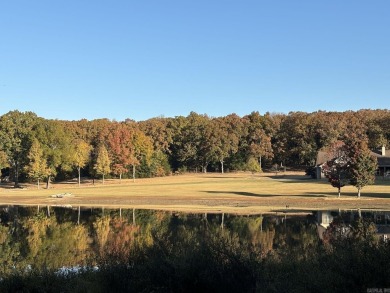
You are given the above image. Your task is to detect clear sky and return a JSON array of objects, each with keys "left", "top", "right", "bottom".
[{"left": 1, "top": 1, "right": 389, "bottom": 121}]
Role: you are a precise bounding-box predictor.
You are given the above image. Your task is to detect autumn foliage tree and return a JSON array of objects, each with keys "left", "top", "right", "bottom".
[
  {"left": 323, "top": 133, "right": 378, "bottom": 198},
  {"left": 94, "top": 144, "right": 111, "bottom": 184},
  {"left": 107, "top": 123, "right": 133, "bottom": 182},
  {"left": 72, "top": 139, "right": 92, "bottom": 187},
  {"left": 0, "top": 109, "right": 389, "bottom": 182},
  {"left": 323, "top": 157, "right": 350, "bottom": 198},
  {"left": 24, "top": 139, "right": 50, "bottom": 189},
  {"left": 322, "top": 142, "right": 350, "bottom": 197}
]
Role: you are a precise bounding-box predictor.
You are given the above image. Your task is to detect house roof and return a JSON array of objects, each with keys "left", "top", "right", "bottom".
[
  {"left": 372, "top": 149, "right": 390, "bottom": 157},
  {"left": 316, "top": 150, "right": 330, "bottom": 166},
  {"left": 316, "top": 144, "right": 390, "bottom": 168},
  {"left": 316, "top": 141, "right": 345, "bottom": 166},
  {"left": 371, "top": 149, "right": 390, "bottom": 167}
]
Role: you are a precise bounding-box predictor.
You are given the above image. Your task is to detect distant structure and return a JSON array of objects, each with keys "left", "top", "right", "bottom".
[
  {"left": 371, "top": 146, "right": 390, "bottom": 177},
  {"left": 315, "top": 144, "right": 390, "bottom": 179}
]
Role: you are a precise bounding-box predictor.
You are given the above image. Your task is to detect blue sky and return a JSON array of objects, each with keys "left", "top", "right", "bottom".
[{"left": 1, "top": 1, "right": 389, "bottom": 121}]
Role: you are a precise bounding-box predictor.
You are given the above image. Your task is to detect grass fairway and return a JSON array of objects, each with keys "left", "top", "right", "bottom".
[{"left": 1, "top": 172, "right": 389, "bottom": 214}]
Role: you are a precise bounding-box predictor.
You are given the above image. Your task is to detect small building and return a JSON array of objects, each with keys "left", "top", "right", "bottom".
[
  {"left": 371, "top": 146, "right": 390, "bottom": 177},
  {"left": 315, "top": 144, "right": 390, "bottom": 179},
  {"left": 315, "top": 141, "right": 346, "bottom": 179}
]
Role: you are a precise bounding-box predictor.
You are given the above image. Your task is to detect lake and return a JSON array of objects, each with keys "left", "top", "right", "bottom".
[{"left": 0, "top": 205, "right": 389, "bottom": 292}]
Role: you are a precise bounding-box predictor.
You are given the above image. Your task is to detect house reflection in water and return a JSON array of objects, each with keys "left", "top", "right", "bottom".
[
  {"left": 316, "top": 211, "right": 334, "bottom": 240},
  {"left": 316, "top": 210, "right": 390, "bottom": 242},
  {"left": 317, "top": 211, "right": 333, "bottom": 228}
]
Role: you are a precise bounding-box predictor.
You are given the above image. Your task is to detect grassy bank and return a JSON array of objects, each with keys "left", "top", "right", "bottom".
[{"left": 1, "top": 172, "right": 389, "bottom": 213}]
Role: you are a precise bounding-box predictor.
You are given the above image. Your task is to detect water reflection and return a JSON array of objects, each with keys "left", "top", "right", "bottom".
[{"left": 0, "top": 205, "right": 389, "bottom": 276}]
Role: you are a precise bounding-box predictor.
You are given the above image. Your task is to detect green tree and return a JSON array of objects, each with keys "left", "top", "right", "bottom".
[
  {"left": 32, "top": 119, "right": 74, "bottom": 188},
  {"left": 345, "top": 136, "right": 378, "bottom": 197},
  {"left": 0, "top": 150, "right": 8, "bottom": 178},
  {"left": 211, "top": 115, "right": 242, "bottom": 173},
  {"left": 176, "top": 112, "right": 213, "bottom": 173},
  {"left": 94, "top": 144, "right": 111, "bottom": 184},
  {"left": 244, "top": 112, "right": 274, "bottom": 170},
  {"left": 72, "top": 139, "right": 92, "bottom": 187},
  {"left": 0, "top": 111, "right": 38, "bottom": 187},
  {"left": 24, "top": 139, "right": 50, "bottom": 189},
  {"left": 246, "top": 156, "right": 261, "bottom": 174},
  {"left": 130, "top": 128, "right": 153, "bottom": 181},
  {"left": 147, "top": 150, "right": 171, "bottom": 177}
]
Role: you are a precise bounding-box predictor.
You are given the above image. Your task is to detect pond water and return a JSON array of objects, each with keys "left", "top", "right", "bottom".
[{"left": 0, "top": 205, "right": 389, "bottom": 276}]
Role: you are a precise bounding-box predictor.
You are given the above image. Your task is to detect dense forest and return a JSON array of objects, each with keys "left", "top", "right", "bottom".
[{"left": 0, "top": 109, "right": 389, "bottom": 186}]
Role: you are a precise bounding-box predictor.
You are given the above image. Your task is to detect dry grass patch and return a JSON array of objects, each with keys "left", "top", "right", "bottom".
[{"left": 1, "top": 172, "right": 389, "bottom": 213}]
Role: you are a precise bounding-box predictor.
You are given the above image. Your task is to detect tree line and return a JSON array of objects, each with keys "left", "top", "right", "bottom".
[{"left": 0, "top": 109, "right": 389, "bottom": 187}]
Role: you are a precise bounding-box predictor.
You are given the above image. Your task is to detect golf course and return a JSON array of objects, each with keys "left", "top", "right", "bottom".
[{"left": 1, "top": 171, "right": 389, "bottom": 214}]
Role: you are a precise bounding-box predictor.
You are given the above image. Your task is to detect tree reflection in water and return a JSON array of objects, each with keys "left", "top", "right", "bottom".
[{"left": 0, "top": 206, "right": 389, "bottom": 292}]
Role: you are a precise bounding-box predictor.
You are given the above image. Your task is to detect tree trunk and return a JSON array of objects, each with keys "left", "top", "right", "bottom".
[
  {"left": 357, "top": 188, "right": 361, "bottom": 198},
  {"left": 78, "top": 166, "right": 81, "bottom": 187},
  {"left": 338, "top": 174, "right": 341, "bottom": 197},
  {"left": 46, "top": 176, "right": 51, "bottom": 189},
  {"left": 203, "top": 164, "right": 207, "bottom": 173},
  {"left": 119, "top": 173, "right": 122, "bottom": 183},
  {"left": 220, "top": 160, "right": 224, "bottom": 174},
  {"left": 37, "top": 178, "right": 40, "bottom": 189},
  {"left": 13, "top": 161, "right": 19, "bottom": 188},
  {"left": 259, "top": 156, "right": 262, "bottom": 171},
  {"left": 133, "top": 208, "right": 136, "bottom": 226}
]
